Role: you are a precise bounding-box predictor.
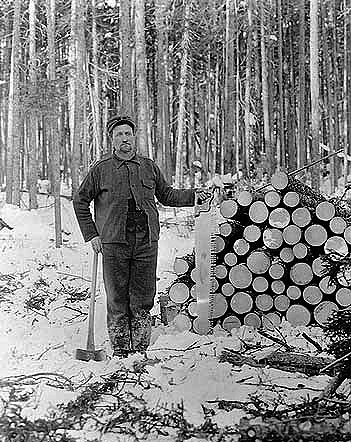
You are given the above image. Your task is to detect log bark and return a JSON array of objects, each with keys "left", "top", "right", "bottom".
[
  {"left": 287, "top": 177, "right": 325, "bottom": 209},
  {"left": 220, "top": 349, "right": 335, "bottom": 376}
]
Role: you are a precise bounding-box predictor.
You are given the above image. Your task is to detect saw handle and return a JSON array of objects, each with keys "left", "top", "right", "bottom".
[
  {"left": 195, "top": 190, "right": 214, "bottom": 217},
  {"left": 86, "top": 252, "right": 98, "bottom": 351}
]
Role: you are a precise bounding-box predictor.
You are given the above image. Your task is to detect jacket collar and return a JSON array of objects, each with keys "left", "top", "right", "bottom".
[{"left": 112, "top": 153, "right": 141, "bottom": 168}]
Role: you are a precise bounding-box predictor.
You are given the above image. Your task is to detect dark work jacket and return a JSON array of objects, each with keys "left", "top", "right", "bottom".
[{"left": 73, "top": 153, "right": 195, "bottom": 243}]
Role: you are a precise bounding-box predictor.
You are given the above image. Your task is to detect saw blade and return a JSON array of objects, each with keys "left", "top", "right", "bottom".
[{"left": 194, "top": 193, "right": 219, "bottom": 334}]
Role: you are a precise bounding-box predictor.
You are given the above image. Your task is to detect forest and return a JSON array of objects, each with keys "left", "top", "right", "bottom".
[{"left": 0, "top": 0, "right": 350, "bottom": 247}]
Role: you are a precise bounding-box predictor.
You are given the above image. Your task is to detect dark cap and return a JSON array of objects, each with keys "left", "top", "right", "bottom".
[{"left": 107, "top": 115, "right": 136, "bottom": 134}]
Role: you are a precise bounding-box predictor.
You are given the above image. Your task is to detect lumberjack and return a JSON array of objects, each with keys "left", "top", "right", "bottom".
[{"left": 73, "top": 114, "right": 211, "bottom": 357}]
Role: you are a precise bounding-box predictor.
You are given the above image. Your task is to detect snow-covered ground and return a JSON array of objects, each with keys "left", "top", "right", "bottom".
[{"left": 0, "top": 190, "right": 345, "bottom": 440}]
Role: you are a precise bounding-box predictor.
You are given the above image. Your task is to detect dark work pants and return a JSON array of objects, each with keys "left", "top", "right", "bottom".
[{"left": 102, "top": 229, "right": 158, "bottom": 353}]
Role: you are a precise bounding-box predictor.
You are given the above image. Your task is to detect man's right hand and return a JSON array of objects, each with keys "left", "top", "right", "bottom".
[{"left": 91, "top": 236, "right": 103, "bottom": 254}]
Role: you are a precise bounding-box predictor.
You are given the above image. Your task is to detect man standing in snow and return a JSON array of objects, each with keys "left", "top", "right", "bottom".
[{"left": 73, "top": 115, "right": 211, "bottom": 357}]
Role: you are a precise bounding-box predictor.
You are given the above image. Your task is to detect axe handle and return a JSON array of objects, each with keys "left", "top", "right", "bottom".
[{"left": 86, "top": 252, "right": 98, "bottom": 351}]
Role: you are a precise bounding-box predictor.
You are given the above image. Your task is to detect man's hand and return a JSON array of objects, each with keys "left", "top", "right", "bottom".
[
  {"left": 196, "top": 190, "right": 212, "bottom": 204},
  {"left": 91, "top": 236, "right": 103, "bottom": 254}
]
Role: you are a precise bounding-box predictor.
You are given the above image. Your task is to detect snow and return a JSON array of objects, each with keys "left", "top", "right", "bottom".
[{"left": 0, "top": 191, "right": 340, "bottom": 439}]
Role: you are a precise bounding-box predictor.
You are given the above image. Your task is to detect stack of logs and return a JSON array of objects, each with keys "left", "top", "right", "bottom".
[{"left": 165, "top": 172, "right": 351, "bottom": 334}]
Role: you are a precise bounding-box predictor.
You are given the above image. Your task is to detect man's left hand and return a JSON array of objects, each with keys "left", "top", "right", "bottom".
[{"left": 196, "top": 190, "right": 212, "bottom": 204}]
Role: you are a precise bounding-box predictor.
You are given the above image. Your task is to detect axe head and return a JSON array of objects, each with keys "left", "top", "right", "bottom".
[{"left": 75, "top": 348, "right": 106, "bottom": 362}]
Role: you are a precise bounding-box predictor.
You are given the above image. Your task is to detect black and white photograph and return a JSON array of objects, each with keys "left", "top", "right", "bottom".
[{"left": 1, "top": 0, "right": 351, "bottom": 440}]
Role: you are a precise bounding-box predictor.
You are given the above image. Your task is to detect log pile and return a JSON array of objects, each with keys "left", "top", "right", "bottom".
[{"left": 164, "top": 172, "right": 351, "bottom": 333}]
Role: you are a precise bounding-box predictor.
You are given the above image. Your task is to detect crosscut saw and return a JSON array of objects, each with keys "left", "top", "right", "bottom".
[{"left": 194, "top": 191, "right": 219, "bottom": 334}]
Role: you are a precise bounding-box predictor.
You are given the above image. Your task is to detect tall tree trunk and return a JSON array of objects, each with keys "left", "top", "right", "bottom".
[
  {"left": 260, "top": 1, "right": 272, "bottom": 176},
  {"left": 243, "top": 0, "right": 253, "bottom": 179},
  {"left": 234, "top": 0, "right": 240, "bottom": 176},
  {"left": 69, "top": 0, "right": 78, "bottom": 195},
  {"left": 120, "top": 0, "right": 133, "bottom": 114},
  {"left": 135, "top": 0, "right": 149, "bottom": 157},
  {"left": 343, "top": 0, "right": 349, "bottom": 186},
  {"left": 91, "top": 0, "right": 102, "bottom": 159},
  {"left": 298, "top": 0, "right": 306, "bottom": 171},
  {"left": 6, "top": 0, "right": 21, "bottom": 205},
  {"left": 214, "top": 55, "right": 220, "bottom": 176},
  {"left": 0, "top": 12, "right": 11, "bottom": 188},
  {"left": 78, "top": 8, "right": 88, "bottom": 175},
  {"left": 46, "top": 0, "right": 62, "bottom": 247},
  {"left": 321, "top": 1, "right": 336, "bottom": 192},
  {"left": 70, "top": 0, "right": 85, "bottom": 196},
  {"left": 287, "top": 1, "right": 296, "bottom": 171},
  {"left": 310, "top": 0, "right": 320, "bottom": 190},
  {"left": 28, "top": 0, "right": 38, "bottom": 209},
  {"left": 174, "top": 0, "right": 191, "bottom": 187},
  {"left": 223, "top": 0, "right": 235, "bottom": 174},
  {"left": 155, "top": 0, "right": 171, "bottom": 179},
  {"left": 277, "top": 0, "right": 285, "bottom": 170},
  {"left": 332, "top": 0, "right": 340, "bottom": 185}
]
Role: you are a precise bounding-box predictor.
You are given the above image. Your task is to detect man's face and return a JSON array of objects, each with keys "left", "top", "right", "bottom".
[{"left": 111, "top": 123, "right": 136, "bottom": 159}]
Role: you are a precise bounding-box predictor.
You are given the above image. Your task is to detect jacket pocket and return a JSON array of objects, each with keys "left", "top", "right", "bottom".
[{"left": 142, "top": 179, "right": 155, "bottom": 199}]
